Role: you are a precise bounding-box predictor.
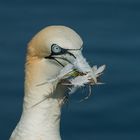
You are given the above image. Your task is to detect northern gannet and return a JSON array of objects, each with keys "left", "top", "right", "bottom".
[{"left": 10, "top": 25, "right": 105, "bottom": 140}]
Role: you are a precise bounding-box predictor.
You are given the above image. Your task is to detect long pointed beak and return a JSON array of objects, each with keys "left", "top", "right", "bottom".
[{"left": 70, "top": 50, "right": 97, "bottom": 83}]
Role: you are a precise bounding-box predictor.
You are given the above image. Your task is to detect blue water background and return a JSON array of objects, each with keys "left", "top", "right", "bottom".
[{"left": 0, "top": 0, "right": 140, "bottom": 139}]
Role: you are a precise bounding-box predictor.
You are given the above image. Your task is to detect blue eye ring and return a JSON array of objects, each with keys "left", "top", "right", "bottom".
[
  {"left": 51, "top": 44, "right": 67, "bottom": 55},
  {"left": 51, "top": 44, "right": 62, "bottom": 54}
]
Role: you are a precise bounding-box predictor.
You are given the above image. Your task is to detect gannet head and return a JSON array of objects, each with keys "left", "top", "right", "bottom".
[
  {"left": 26, "top": 25, "right": 100, "bottom": 98},
  {"left": 25, "top": 26, "right": 84, "bottom": 96},
  {"left": 26, "top": 26, "right": 84, "bottom": 81},
  {"left": 24, "top": 25, "right": 103, "bottom": 106}
]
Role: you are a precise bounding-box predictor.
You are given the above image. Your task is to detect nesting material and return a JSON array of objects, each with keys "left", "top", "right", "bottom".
[
  {"left": 46, "top": 55, "right": 106, "bottom": 95},
  {"left": 60, "top": 64, "right": 105, "bottom": 92},
  {"left": 37, "top": 53, "right": 106, "bottom": 99}
]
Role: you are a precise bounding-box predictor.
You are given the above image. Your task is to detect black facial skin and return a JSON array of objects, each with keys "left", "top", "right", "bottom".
[{"left": 45, "top": 44, "right": 82, "bottom": 67}]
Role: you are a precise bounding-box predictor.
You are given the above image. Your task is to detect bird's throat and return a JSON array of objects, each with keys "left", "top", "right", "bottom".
[{"left": 10, "top": 58, "right": 65, "bottom": 140}]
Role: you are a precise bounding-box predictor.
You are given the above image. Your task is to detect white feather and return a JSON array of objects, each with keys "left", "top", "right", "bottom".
[{"left": 69, "top": 75, "right": 89, "bottom": 86}]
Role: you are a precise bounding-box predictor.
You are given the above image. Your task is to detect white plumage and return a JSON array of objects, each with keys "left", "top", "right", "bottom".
[{"left": 10, "top": 25, "right": 105, "bottom": 140}]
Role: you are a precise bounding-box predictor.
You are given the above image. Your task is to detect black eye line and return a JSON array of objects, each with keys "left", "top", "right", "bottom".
[
  {"left": 67, "top": 51, "right": 76, "bottom": 59},
  {"left": 53, "top": 56, "right": 72, "bottom": 64},
  {"left": 45, "top": 56, "right": 72, "bottom": 67},
  {"left": 45, "top": 44, "right": 82, "bottom": 58},
  {"left": 44, "top": 44, "right": 82, "bottom": 66},
  {"left": 51, "top": 57, "right": 65, "bottom": 67}
]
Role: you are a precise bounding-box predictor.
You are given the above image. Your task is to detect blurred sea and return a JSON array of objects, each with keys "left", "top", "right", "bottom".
[{"left": 0, "top": 0, "right": 140, "bottom": 140}]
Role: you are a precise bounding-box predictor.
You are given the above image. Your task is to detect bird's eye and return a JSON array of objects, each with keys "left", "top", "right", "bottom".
[{"left": 51, "top": 44, "right": 62, "bottom": 54}]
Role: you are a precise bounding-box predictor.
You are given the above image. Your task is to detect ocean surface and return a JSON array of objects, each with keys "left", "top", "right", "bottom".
[{"left": 0, "top": 0, "right": 140, "bottom": 139}]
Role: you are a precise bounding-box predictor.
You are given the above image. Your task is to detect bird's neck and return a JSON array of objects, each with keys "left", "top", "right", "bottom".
[
  {"left": 10, "top": 58, "right": 64, "bottom": 140},
  {"left": 11, "top": 98, "right": 62, "bottom": 140}
]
